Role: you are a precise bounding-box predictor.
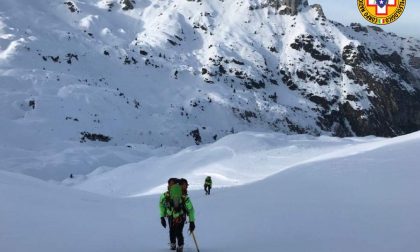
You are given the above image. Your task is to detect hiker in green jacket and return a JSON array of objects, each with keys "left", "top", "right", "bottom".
[
  {"left": 204, "top": 176, "right": 212, "bottom": 195},
  {"left": 159, "top": 178, "right": 195, "bottom": 252}
]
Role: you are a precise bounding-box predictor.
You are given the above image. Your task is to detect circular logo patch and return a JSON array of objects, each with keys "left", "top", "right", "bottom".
[{"left": 357, "top": 0, "right": 406, "bottom": 25}]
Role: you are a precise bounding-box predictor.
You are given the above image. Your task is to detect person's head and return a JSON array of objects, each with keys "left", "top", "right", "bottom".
[
  {"left": 167, "top": 177, "right": 178, "bottom": 190},
  {"left": 179, "top": 178, "right": 188, "bottom": 193}
]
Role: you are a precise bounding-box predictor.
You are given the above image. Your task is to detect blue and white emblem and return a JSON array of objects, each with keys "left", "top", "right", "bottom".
[{"left": 375, "top": 0, "right": 389, "bottom": 8}]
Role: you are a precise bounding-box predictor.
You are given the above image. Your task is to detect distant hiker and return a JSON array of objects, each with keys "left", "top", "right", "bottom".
[
  {"left": 159, "top": 178, "right": 195, "bottom": 252},
  {"left": 69, "top": 173, "right": 73, "bottom": 179},
  {"left": 204, "top": 176, "right": 212, "bottom": 195}
]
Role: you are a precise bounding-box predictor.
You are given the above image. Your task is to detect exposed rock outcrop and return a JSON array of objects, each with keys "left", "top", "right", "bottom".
[
  {"left": 120, "top": 0, "right": 134, "bottom": 11},
  {"left": 267, "top": 0, "right": 308, "bottom": 15}
]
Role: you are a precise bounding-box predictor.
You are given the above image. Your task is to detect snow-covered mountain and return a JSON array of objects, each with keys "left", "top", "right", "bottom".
[
  {"left": 2, "top": 2, "right": 420, "bottom": 250},
  {"left": 1, "top": 0, "right": 420, "bottom": 179}
]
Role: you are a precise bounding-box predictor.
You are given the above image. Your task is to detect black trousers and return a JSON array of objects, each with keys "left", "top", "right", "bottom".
[
  {"left": 168, "top": 217, "right": 185, "bottom": 246},
  {"left": 204, "top": 185, "right": 211, "bottom": 194}
]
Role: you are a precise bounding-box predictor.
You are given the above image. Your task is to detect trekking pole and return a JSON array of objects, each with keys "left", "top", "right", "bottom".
[{"left": 190, "top": 231, "right": 200, "bottom": 252}]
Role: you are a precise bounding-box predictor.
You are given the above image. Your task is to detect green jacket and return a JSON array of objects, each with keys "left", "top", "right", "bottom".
[
  {"left": 159, "top": 192, "right": 195, "bottom": 222},
  {"left": 204, "top": 177, "right": 212, "bottom": 186},
  {"left": 159, "top": 192, "right": 170, "bottom": 218}
]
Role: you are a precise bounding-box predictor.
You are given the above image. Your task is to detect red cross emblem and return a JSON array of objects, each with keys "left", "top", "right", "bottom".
[{"left": 367, "top": 0, "right": 397, "bottom": 15}]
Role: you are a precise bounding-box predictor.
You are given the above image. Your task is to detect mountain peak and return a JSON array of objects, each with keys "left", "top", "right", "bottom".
[
  {"left": 267, "top": 0, "right": 309, "bottom": 15},
  {"left": 0, "top": 0, "right": 420, "bottom": 154}
]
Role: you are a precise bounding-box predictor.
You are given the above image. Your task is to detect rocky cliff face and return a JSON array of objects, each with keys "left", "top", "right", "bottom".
[
  {"left": 281, "top": 0, "right": 308, "bottom": 15},
  {"left": 259, "top": 0, "right": 309, "bottom": 15},
  {"left": 333, "top": 44, "right": 420, "bottom": 136}
]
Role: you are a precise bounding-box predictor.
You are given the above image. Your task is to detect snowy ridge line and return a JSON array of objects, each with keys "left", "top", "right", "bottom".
[
  {"left": 136, "top": 133, "right": 401, "bottom": 197},
  {"left": 69, "top": 131, "right": 420, "bottom": 198},
  {"left": 283, "top": 131, "right": 420, "bottom": 170}
]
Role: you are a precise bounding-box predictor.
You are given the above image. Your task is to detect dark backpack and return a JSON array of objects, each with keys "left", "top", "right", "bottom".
[
  {"left": 167, "top": 182, "right": 188, "bottom": 224},
  {"left": 205, "top": 176, "right": 212, "bottom": 184}
]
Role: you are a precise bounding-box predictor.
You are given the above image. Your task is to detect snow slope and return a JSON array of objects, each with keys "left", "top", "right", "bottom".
[
  {"left": 1, "top": 131, "right": 420, "bottom": 252},
  {"left": 70, "top": 132, "right": 383, "bottom": 197}
]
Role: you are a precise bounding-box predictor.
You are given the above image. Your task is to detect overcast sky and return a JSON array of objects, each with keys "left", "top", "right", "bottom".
[{"left": 311, "top": 0, "right": 419, "bottom": 39}]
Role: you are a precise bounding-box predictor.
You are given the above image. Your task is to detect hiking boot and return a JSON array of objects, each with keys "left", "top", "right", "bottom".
[
  {"left": 176, "top": 245, "right": 183, "bottom": 252},
  {"left": 170, "top": 243, "right": 176, "bottom": 250}
]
